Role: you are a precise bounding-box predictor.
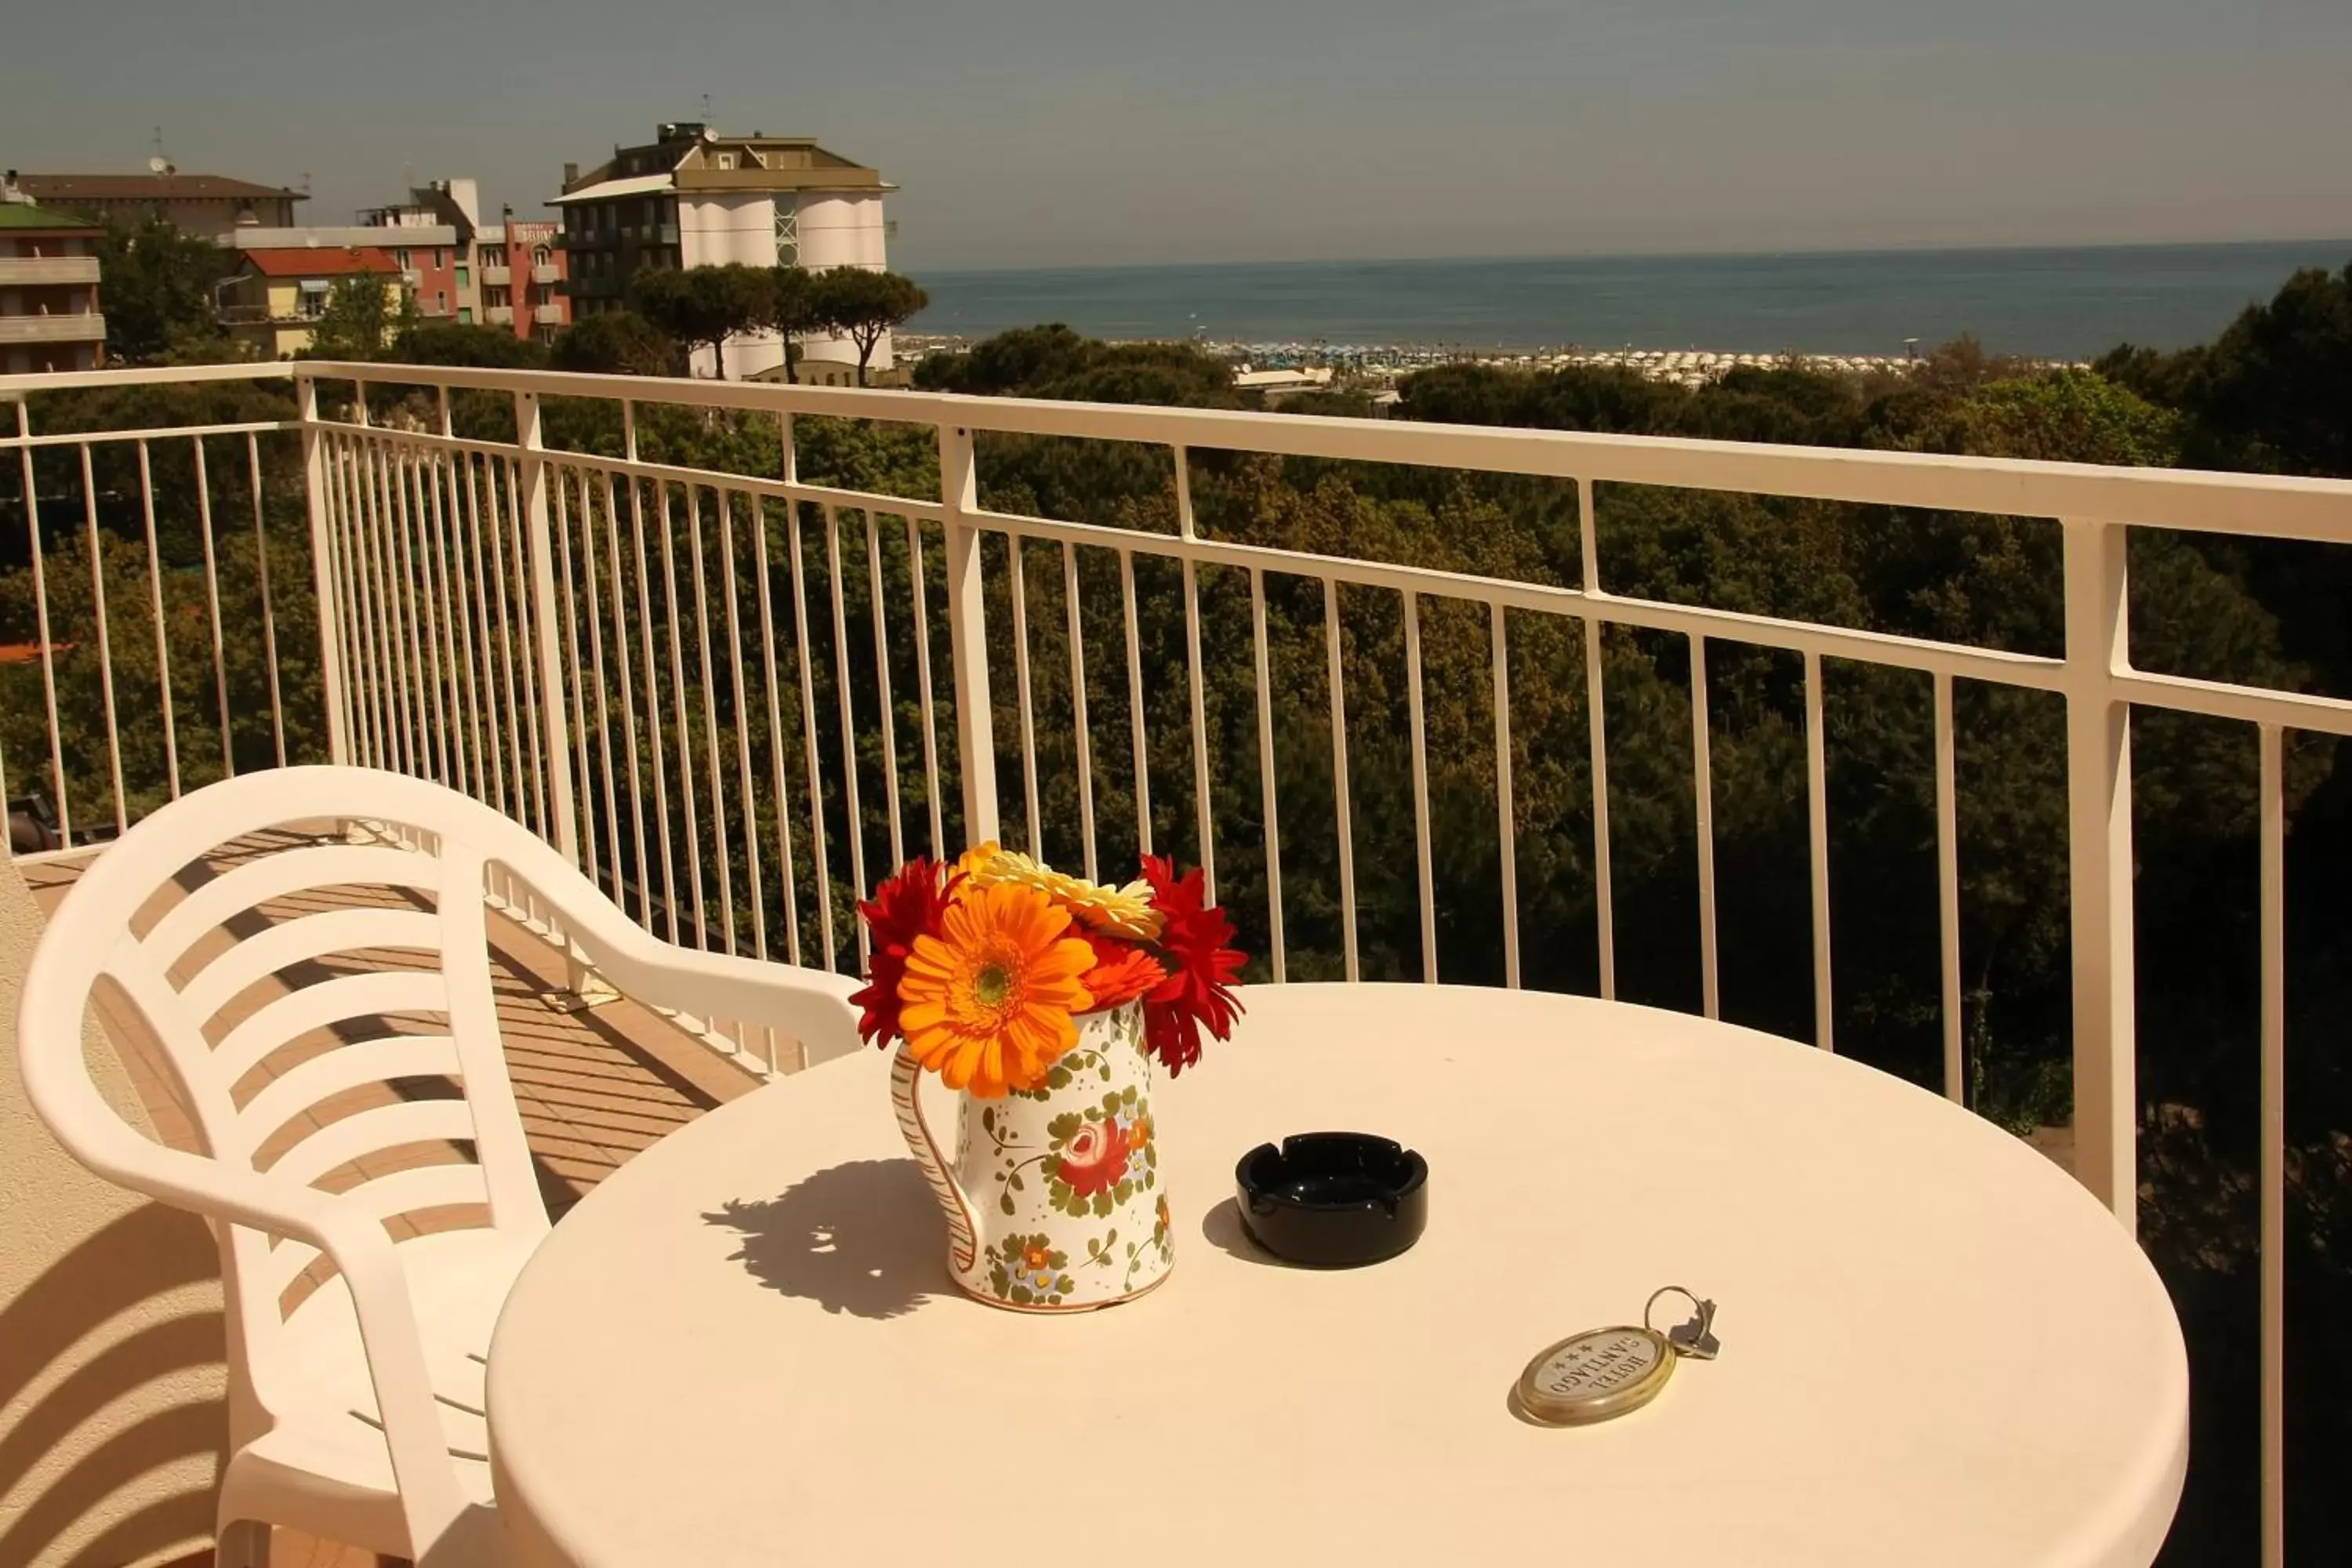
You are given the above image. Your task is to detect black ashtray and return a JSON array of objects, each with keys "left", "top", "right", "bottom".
[{"left": 1234, "top": 1133, "right": 1428, "bottom": 1268}]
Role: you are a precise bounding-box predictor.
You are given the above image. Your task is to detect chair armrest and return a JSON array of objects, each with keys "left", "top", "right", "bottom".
[{"left": 590, "top": 939, "right": 866, "bottom": 1066}]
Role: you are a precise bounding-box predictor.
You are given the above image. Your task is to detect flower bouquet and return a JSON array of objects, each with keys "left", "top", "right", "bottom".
[{"left": 859, "top": 844, "right": 1244, "bottom": 1310}]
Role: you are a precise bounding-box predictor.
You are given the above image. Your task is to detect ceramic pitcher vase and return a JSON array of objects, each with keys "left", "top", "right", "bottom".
[{"left": 891, "top": 1000, "right": 1174, "bottom": 1312}]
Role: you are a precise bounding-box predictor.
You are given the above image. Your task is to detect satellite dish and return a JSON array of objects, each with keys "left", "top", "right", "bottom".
[{"left": 148, "top": 155, "right": 168, "bottom": 174}]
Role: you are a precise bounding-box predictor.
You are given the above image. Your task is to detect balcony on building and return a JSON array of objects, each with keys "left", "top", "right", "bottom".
[
  {"left": 532, "top": 262, "right": 561, "bottom": 285},
  {"left": 0, "top": 312, "right": 106, "bottom": 343},
  {"left": 0, "top": 256, "right": 101, "bottom": 287},
  {"left": 485, "top": 304, "right": 514, "bottom": 325},
  {"left": 533, "top": 303, "right": 564, "bottom": 325},
  {"left": 483, "top": 263, "right": 513, "bottom": 287},
  {"left": 0, "top": 354, "right": 2340, "bottom": 1568}
]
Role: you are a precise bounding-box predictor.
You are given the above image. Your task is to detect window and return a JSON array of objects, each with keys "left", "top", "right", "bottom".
[
  {"left": 394, "top": 248, "right": 412, "bottom": 270},
  {"left": 456, "top": 267, "right": 470, "bottom": 289},
  {"left": 533, "top": 245, "right": 550, "bottom": 267},
  {"left": 435, "top": 249, "right": 447, "bottom": 269},
  {"left": 715, "top": 153, "right": 736, "bottom": 170},
  {"left": 773, "top": 201, "right": 798, "bottom": 265},
  {"left": 435, "top": 290, "right": 447, "bottom": 310}
]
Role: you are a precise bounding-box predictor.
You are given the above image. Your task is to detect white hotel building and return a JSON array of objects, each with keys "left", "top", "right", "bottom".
[{"left": 554, "top": 124, "right": 893, "bottom": 383}]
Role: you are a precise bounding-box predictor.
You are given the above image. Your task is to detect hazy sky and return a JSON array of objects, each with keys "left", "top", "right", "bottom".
[{"left": 5, "top": 0, "right": 2348, "bottom": 271}]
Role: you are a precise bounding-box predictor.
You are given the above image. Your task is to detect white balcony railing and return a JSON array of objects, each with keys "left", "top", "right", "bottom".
[
  {"left": 533, "top": 303, "right": 564, "bottom": 325},
  {"left": 0, "top": 313, "right": 105, "bottom": 344},
  {"left": 485, "top": 305, "right": 514, "bottom": 325},
  {"left": 0, "top": 256, "right": 100, "bottom": 286},
  {"left": 483, "top": 264, "right": 513, "bottom": 287},
  {"left": 0, "top": 358, "right": 2346, "bottom": 1565},
  {"left": 532, "top": 263, "right": 560, "bottom": 286}
]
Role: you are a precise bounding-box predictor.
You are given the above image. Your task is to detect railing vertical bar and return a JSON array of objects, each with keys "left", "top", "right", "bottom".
[
  {"left": 2062, "top": 517, "right": 2137, "bottom": 1225},
  {"left": 826, "top": 505, "right": 869, "bottom": 967},
  {"left": 351, "top": 436, "right": 394, "bottom": 773},
  {"left": 1581, "top": 477, "right": 1616, "bottom": 1000},
  {"left": 1008, "top": 535, "right": 1042, "bottom": 855},
  {"left": 2258, "top": 720, "right": 2286, "bottom": 1568},
  {"left": 1494, "top": 604, "right": 1521, "bottom": 990},
  {"left": 483, "top": 456, "right": 529, "bottom": 818},
  {"left": 395, "top": 448, "right": 450, "bottom": 784},
  {"left": 462, "top": 453, "right": 510, "bottom": 815},
  {"left": 866, "top": 512, "right": 906, "bottom": 870},
  {"left": 659, "top": 481, "right": 709, "bottom": 949},
  {"left": 362, "top": 437, "right": 416, "bottom": 777},
  {"left": 906, "top": 517, "right": 945, "bottom": 860},
  {"left": 422, "top": 446, "right": 471, "bottom": 798},
  {"left": 583, "top": 473, "right": 625, "bottom": 909},
  {"left": 753, "top": 493, "right": 804, "bottom": 966},
  {"left": 15, "top": 403, "right": 71, "bottom": 845},
  {"left": 602, "top": 472, "right": 652, "bottom": 931},
  {"left": 328, "top": 435, "right": 377, "bottom": 768},
  {"left": 1805, "top": 648, "right": 1834, "bottom": 1051},
  {"left": 1691, "top": 632, "right": 1719, "bottom": 1019},
  {"left": 1182, "top": 557, "right": 1215, "bottom": 903},
  {"left": 1173, "top": 444, "right": 1197, "bottom": 541},
  {"left": 1063, "top": 541, "right": 1098, "bottom": 885},
  {"left": 1120, "top": 548, "right": 1152, "bottom": 859},
  {"left": 629, "top": 477, "right": 680, "bottom": 946},
  {"left": 1404, "top": 589, "right": 1436, "bottom": 983},
  {"left": 719, "top": 492, "right": 768, "bottom": 963},
  {"left": 294, "top": 378, "right": 347, "bottom": 767},
  {"left": 507, "top": 455, "right": 553, "bottom": 841},
  {"left": 786, "top": 499, "right": 835, "bottom": 971},
  {"left": 365, "top": 437, "right": 416, "bottom": 776},
  {"left": 935, "top": 419, "right": 996, "bottom": 855},
  {"left": 555, "top": 469, "right": 601, "bottom": 891},
  {"left": 686, "top": 485, "right": 737, "bottom": 956},
  {"left": 1250, "top": 568, "right": 1286, "bottom": 982},
  {"left": 1324, "top": 578, "right": 1358, "bottom": 981},
  {"left": 135, "top": 441, "right": 182, "bottom": 798},
  {"left": 249, "top": 433, "right": 285, "bottom": 769},
  {"left": 1935, "top": 672, "right": 1963, "bottom": 1103},
  {"left": 78, "top": 445, "right": 126, "bottom": 835},
  {"left": 192, "top": 439, "right": 234, "bottom": 778}
]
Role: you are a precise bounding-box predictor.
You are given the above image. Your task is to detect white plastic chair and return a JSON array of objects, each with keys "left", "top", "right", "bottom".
[{"left": 15, "top": 766, "right": 861, "bottom": 1566}]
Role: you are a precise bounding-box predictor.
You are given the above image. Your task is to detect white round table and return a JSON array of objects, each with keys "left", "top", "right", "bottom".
[{"left": 487, "top": 984, "right": 2186, "bottom": 1568}]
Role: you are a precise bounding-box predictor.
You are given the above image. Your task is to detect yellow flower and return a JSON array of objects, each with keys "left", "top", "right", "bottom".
[
  {"left": 959, "top": 843, "right": 1165, "bottom": 942},
  {"left": 897, "top": 881, "right": 1098, "bottom": 1098}
]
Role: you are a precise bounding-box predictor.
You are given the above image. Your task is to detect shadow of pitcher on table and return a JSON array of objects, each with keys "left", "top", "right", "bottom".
[{"left": 702, "top": 1159, "right": 949, "bottom": 1320}]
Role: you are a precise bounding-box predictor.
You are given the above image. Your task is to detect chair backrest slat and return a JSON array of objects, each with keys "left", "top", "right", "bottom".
[
  {"left": 212, "top": 968, "right": 450, "bottom": 1089},
  {"left": 177, "top": 905, "right": 444, "bottom": 1025},
  {"left": 267, "top": 1100, "right": 481, "bottom": 1191},
  {"left": 238, "top": 1035, "right": 464, "bottom": 1151},
  {"left": 143, "top": 842, "right": 441, "bottom": 972}
]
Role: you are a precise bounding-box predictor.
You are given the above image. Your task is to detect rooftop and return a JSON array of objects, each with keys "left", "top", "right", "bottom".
[
  {"left": 18, "top": 171, "right": 306, "bottom": 203},
  {"left": 236, "top": 245, "right": 401, "bottom": 278},
  {"left": 0, "top": 200, "right": 100, "bottom": 230}
]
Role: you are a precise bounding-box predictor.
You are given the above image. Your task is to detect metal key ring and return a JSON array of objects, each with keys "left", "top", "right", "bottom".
[{"left": 1643, "top": 1285, "right": 1700, "bottom": 1332}]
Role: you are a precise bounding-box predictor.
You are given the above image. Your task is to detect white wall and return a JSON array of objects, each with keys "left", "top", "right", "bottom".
[
  {"left": 0, "top": 858, "right": 226, "bottom": 1568},
  {"left": 679, "top": 189, "right": 895, "bottom": 381}
]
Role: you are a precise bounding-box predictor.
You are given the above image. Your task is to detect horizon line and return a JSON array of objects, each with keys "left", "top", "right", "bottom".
[{"left": 904, "top": 233, "right": 2352, "bottom": 278}]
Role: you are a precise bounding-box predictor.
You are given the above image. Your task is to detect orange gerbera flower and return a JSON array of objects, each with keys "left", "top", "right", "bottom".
[{"left": 897, "top": 881, "right": 1097, "bottom": 1097}]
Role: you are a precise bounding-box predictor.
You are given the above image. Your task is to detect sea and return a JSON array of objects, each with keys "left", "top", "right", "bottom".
[{"left": 910, "top": 240, "right": 2352, "bottom": 361}]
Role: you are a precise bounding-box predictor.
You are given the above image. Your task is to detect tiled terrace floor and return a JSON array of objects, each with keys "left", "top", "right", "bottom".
[{"left": 27, "top": 829, "right": 768, "bottom": 1566}]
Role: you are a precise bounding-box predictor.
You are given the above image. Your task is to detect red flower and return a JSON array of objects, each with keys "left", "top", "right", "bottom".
[
  {"left": 1138, "top": 855, "right": 1247, "bottom": 1076},
  {"left": 1078, "top": 931, "right": 1168, "bottom": 1011},
  {"left": 851, "top": 857, "right": 960, "bottom": 1047},
  {"left": 1056, "top": 1117, "right": 1132, "bottom": 1197}
]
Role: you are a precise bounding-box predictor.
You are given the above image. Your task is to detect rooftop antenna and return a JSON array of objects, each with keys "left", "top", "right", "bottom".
[{"left": 701, "top": 93, "right": 713, "bottom": 123}]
